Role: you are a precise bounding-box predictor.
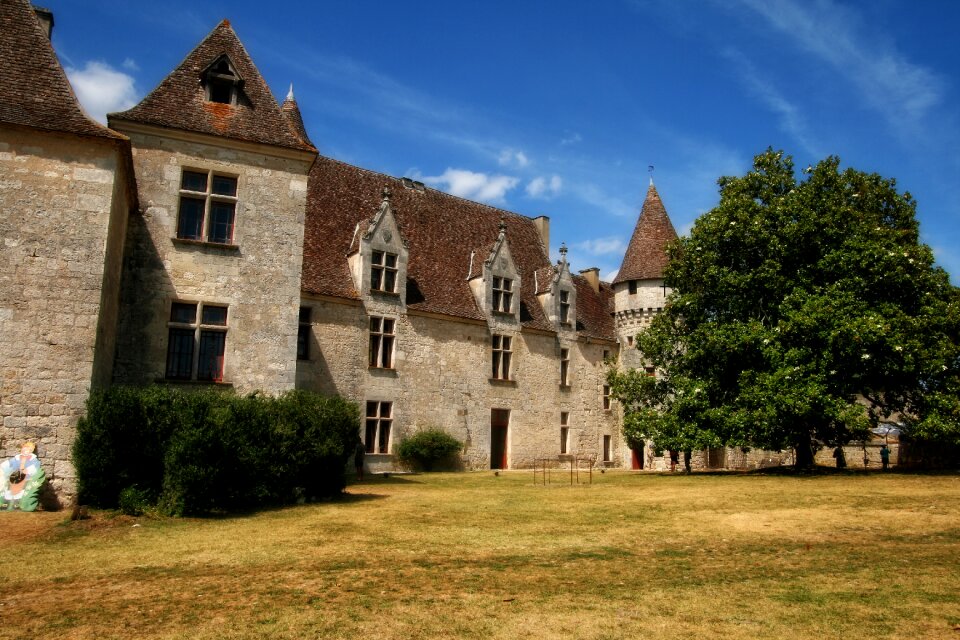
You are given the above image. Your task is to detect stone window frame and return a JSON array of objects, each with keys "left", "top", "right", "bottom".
[
  {"left": 175, "top": 168, "right": 239, "bottom": 246},
  {"left": 368, "top": 316, "right": 396, "bottom": 369},
  {"left": 560, "top": 412, "right": 570, "bottom": 455},
  {"left": 491, "top": 334, "right": 513, "bottom": 381},
  {"left": 559, "top": 289, "right": 572, "bottom": 325},
  {"left": 370, "top": 250, "right": 399, "bottom": 294},
  {"left": 492, "top": 276, "right": 513, "bottom": 314},
  {"left": 365, "top": 400, "right": 393, "bottom": 454},
  {"left": 165, "top": 300, "right": 228, "bottom": 383},
  {"left": 628, "top": 280, "right": 638, "bottom": 295},
  {"left": 602, "top": 384, "right": 612, "bottom": 411},
  {"left": 202, "top": 55, "right": 242, "bottom": 105},
  {"left": 297, "top": 307, "right": 311, "bottom": 361},
  {"left": 559, "top": 347, "right": 571, "bottom": 388},
  {"left": 602, "top": 434, "right": 612, "bottom": 462}
]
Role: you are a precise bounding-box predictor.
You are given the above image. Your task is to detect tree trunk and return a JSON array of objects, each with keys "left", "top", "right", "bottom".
[{"left": 794, "top": 435, "right": 814, "bottom": 468}]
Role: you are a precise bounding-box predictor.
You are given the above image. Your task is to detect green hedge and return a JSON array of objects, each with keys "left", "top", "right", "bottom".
[
  {"left": 74, "top": 386, "right": 359, "bottom": 515},
  {"left": 396, "top": 428, "right": 463, "bottom": 471}
]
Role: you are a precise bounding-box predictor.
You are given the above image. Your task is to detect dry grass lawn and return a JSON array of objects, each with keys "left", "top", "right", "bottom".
[{"left": 1, "top": 470, "right": 959, "bottom": 639}]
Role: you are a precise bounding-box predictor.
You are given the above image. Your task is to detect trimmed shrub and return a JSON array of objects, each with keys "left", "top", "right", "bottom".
[
  {"left": 74, "top": 386, "right": 359, "bottom": 515},
  {"left": 396, "top": 428, "right": 463, "bottom": 471}
]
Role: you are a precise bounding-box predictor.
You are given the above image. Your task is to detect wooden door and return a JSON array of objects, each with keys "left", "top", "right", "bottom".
[{"left": 490, "top": 409, "right": 509, "bottom": 469}]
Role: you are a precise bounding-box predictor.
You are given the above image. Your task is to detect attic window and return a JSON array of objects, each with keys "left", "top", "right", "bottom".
[
  {"left": 559, "top": 290, "right": 571, "bottom": 324},
  {"left": 204, "top": 56, "right": 241, "bottom": 105}
]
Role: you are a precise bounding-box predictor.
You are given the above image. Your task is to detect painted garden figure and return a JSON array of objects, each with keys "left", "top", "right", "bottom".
[{"left": 1, "top": 442, "right": 46, "bottom": 511}]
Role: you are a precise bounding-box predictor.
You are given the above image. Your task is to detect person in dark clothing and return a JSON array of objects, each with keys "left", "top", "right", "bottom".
[
  {"left": 833, "top": 446, "right": 846, "bottom": 469},
  {"left": 880, "top": 445, "right": 890, "bottom": 471},
  {"left": 354, "top": 438, "right": 366, "bottom": 481}
]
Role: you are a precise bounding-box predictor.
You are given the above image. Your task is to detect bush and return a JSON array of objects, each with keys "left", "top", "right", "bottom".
[
  {"left": 74, "top": 386, "right": 359, "bottom": 515},
  {"left": 396, "top": 428, "right": 463, "bottom": 471}
]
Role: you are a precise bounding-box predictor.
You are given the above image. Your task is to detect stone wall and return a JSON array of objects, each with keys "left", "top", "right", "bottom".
[
  {"left": 296, "top": 297, "right": 621, "bottom": 472},
  {"left": 112, "top": 129, "right": 312, "bottom": 394},
  {"left": 0, "top": 128, "right": 130, "bottom": 502}
]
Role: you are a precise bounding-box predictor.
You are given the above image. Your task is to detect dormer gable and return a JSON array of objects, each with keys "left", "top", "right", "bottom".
[
  {"left": 469, "top": 219, "right": 521, "bottom": 324},
  {"left": 348, "top": 187, "right": 409, "bottom": 307},
  {"left": 536, "top": 243, "right": 577, "bottom": 332},
  {"left": 201, "top": 55, "right": 245, "bottom": 105}
]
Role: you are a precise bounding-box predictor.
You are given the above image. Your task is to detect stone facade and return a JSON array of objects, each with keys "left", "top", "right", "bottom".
[
  {"left": 0, "top": 128, "right": 131, "bottom": 501},
  {"left": 110, "top": 126, "right": 313, "bottom": 393}
]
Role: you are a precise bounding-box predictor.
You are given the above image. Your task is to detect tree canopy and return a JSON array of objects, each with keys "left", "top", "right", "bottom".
[{"left": 609, "top": 149, "right": 960, "bottom": 466}]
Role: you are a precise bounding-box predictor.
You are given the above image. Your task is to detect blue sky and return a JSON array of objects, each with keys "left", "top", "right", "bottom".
[{"left": 50, "top": 0, "right": 960, "bottom": 283}]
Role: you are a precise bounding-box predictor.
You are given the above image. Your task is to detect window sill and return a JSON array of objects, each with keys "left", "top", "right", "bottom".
[
  {"left": 159, "top": 378, "right": 233, "bottom": 387},
  {"left": 370, "top": 289, "right": 401, "bottom": 298},
  {"left": 172, "top": 237, "right": 240, "bottom": 252},
  {"left": 488, "top": 378, "right": 517, "bottom": 386},
  {"left": 368, "top": 367, "right": 398, "bottom": 377},
  {"left": 559, "top": 384, "right": 572, "bottom": 391},
  {"left": 492, "top": 310, "right": 515, "bottom": 318}
]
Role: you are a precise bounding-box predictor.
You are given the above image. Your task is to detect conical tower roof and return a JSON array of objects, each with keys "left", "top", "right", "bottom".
[
  {"left": 280, "top": 84, "right": 314, "bottom": 149},
  {"left": 0, "top": 0, "right": 123, "bottom": 139},
  {"left": 613, "top": 182, "right": 678, "bottom": 284},
  {"left": 109, "top": 20, "right": 315, "bottom": 153}
]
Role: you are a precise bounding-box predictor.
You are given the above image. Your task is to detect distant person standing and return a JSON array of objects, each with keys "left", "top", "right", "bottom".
[
  {"left": 833, "top": 446, "right": 846, "bottom": 469},
  {"left": 880, "top": 445, "right": 890, "bottom": 471},
  {"left": 354, "top": 438, "right": 366, "bottom": 481}
]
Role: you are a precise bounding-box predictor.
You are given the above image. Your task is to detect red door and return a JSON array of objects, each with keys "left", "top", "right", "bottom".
[
  {"left": 631, "top": 444, "right": 644, "bottom": 470},
  {"left": 490, "top": 409, "right": 509, "bottom": 469}
]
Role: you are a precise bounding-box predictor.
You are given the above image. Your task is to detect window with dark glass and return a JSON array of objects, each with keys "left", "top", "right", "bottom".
[
  {"left": 371, "top": 251, "right": 398, "bottom": 293},
  {"left": 628, "top": 280, "right": 638, "bottom": 295},
  {"left": 492, "top": 277, "right": 513, "bottom": 313},
  {"left": 603, "top": 385, "right": 612, "bottom": 411},
  {"left": 560, "top": 348, "right": 570, "bottom": 386},
  {"left": 492, "top": 334, "right": 512, "bottom": 380},
  {"left": 369, "top": 316, "right": 395, "bottom": 369},
  {"left": 297, "top": 307, "right": 311, "bottom": 361},
  {"left": 165, "top": 301, "right": 227, "bottom": 382},
  {"left": 365, "top": 401, "right": 392, "bottom": 454},
  {"left": 559, "top": 290, "right": 571, "bottom": 324},
  {"left": 560, "top": 412, "right": 569, "bottom": 454},
  {"left": 177, "top": 169, "right": 238, "bottom": 244}
]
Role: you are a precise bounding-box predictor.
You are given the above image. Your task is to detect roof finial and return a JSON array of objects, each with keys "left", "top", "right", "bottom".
[
  {"left": 287, "top": 83, "right": 295, "bottom": 101},
  {"left": 648, "top": 164, "right": 655, "bottom": 186},
  {"left": 382, "top": 186, "right": 392, "bottom": 202},
  {"left": 559, "top": 242, "right": 568, "bottom": 262},
  {"left": 498, "top": 217, "right": 507, "bottom": 236}
]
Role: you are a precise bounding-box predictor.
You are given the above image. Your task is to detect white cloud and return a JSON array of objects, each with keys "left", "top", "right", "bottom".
[
  {"left": 121, "top": 58, "right": 139, "bottom": 72},
  {"left": 65, "top": 61, "right": 138, "bottom": 124},
  {"left": 560, "top": 132, "right": 582, "bottom": 146},
  {"left": 498, "top": 148, "right": 529, "bottom": 168},
  {"left": 421, "top": 168, "right": 519, "bottom": 203},
  {"left": 732, "top": 0, "right": 943, "bottom": 130},
  {"left": 576, "top": 237, "right": 627, "bottom": 256},
  {"left": 526, "top": 175, "right": 563, "bottom": 199}
]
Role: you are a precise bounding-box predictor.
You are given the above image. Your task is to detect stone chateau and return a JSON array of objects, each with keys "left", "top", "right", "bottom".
[{"left": 1, "top": 2, "right": 792, "bottom": 503}]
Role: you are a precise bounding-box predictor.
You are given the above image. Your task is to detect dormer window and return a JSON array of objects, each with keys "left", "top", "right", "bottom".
[
  {"left": 559, "top": 290, "right": 571, "bottom": 324},
  {"left": 492, "top": 277, "right": 513, "bottom": 313},
  {"left": 371, "top": 251, "right": 398, "bottom": 293},
  {"left": 203, "top": 56, "right": 242, "bottom": 105}
]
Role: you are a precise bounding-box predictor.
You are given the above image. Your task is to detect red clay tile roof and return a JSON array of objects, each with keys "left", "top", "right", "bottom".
[
  {"left": 302, "top": 156, "right": 615, "bottom": 340},
  {"left": 613, "top": 182, "right": 678, "bottom": 283},
  {"left": 0, "top": 0, "right": 123, "bottom": 139},
  {"left": 109, "top": 20, "right": 315, "bottom": 153},
  {"left": 280, "top": 88, "right": 314, "bottom": 149},
  {"left": 573, "top": 277, "right": 616, "bottom": 340}
]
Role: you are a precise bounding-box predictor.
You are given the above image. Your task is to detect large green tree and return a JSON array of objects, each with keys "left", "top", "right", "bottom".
[{"left": 609, "top": 149, "right": 960, "bottom": 466}]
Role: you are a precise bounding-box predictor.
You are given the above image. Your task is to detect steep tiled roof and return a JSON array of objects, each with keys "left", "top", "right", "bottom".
[
  {"left": 280, "top": 86, "right": 314, "bottom": 149},
  {"left": 0, "top": 0, "right": 123, "bottom": 139},
  {"left": 613, "top": 182, "right": 678, "bottom": 283},
  {"left": 573, "top": 277, "right": 616, "bottom": 340},
  {"left": 302, "top": 156, "right": 615, "bottom": 340},
  {"left": 109, "top": 20, "right": 315, "bottom": 153}
]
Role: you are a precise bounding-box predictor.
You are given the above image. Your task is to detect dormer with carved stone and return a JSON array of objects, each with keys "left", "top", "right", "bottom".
[
  {"left": 536, "top": 243, "right": 577, "bottom": 335},
  {"left": 348, "top": 187, "right": 409, "bottom": 310},
  {"left": 469, "top": 219, "right": 521, "bottom": 328}
]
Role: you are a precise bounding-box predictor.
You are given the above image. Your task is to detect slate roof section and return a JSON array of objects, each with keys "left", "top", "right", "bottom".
[
  {"left": 0, "top": 0, "right": 124, "bottom": 139},
  {"left": 613, "top": 182, "right": 678, "bottom": 283},
  {"left": 109, "top": 20, "right": 315, "bottom": 153},
  {"left": 302, "top": 155, "right": 616, "bottom": 340}
]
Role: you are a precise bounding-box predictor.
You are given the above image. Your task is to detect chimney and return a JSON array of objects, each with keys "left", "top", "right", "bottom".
[
  {"left": 579, "top": 267, "right": 600, "bottom": 293},
  {"left": 533, "top": 215, "right": 549, "bottom": 256},
  {"left": 33, "top": 6, "right": 54, "bottom": 39}
]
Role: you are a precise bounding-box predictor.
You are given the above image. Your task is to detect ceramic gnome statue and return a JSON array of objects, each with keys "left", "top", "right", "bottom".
[{"left": 0, "top": 442, "right": 46, "bottom": 511}]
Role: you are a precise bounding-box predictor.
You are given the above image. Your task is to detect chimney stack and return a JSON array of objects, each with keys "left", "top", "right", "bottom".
[
  {"left": 532, "top": 215, "right": 549, "bottom": 256},
  {"left": 33, "top": 6, "right": 54, "bottom": 39},
  {"left": 579, "top": 267, "right": 600, "bottom": 293}
]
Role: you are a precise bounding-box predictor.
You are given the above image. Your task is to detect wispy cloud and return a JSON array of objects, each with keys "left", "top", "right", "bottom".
[
  {"left": 560, "top": 132, "right": 582, "bottom": 146},
  {"left": 419, "top": 168, "right": 520, "bottom": 204},
  {"left": 731, "top": 0, "right": 943, "bottom": 133},
  {"left": 722, "top": 48, "right": 822, "bottom": 157},
  {"left": 526, "top": 175, "right": 563, "bottom": 199},
  {"left": 569, "top": 182, "right": 634, "bottom": 218},
  {"left": 65, "top": 61, "right": 138, "bottom": 123},
  {"left": 498, "top": 148, "right": 529, "bottom": 168},
  {"left": 576, "top": 237, "right": 627, "bottom": 256}
]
